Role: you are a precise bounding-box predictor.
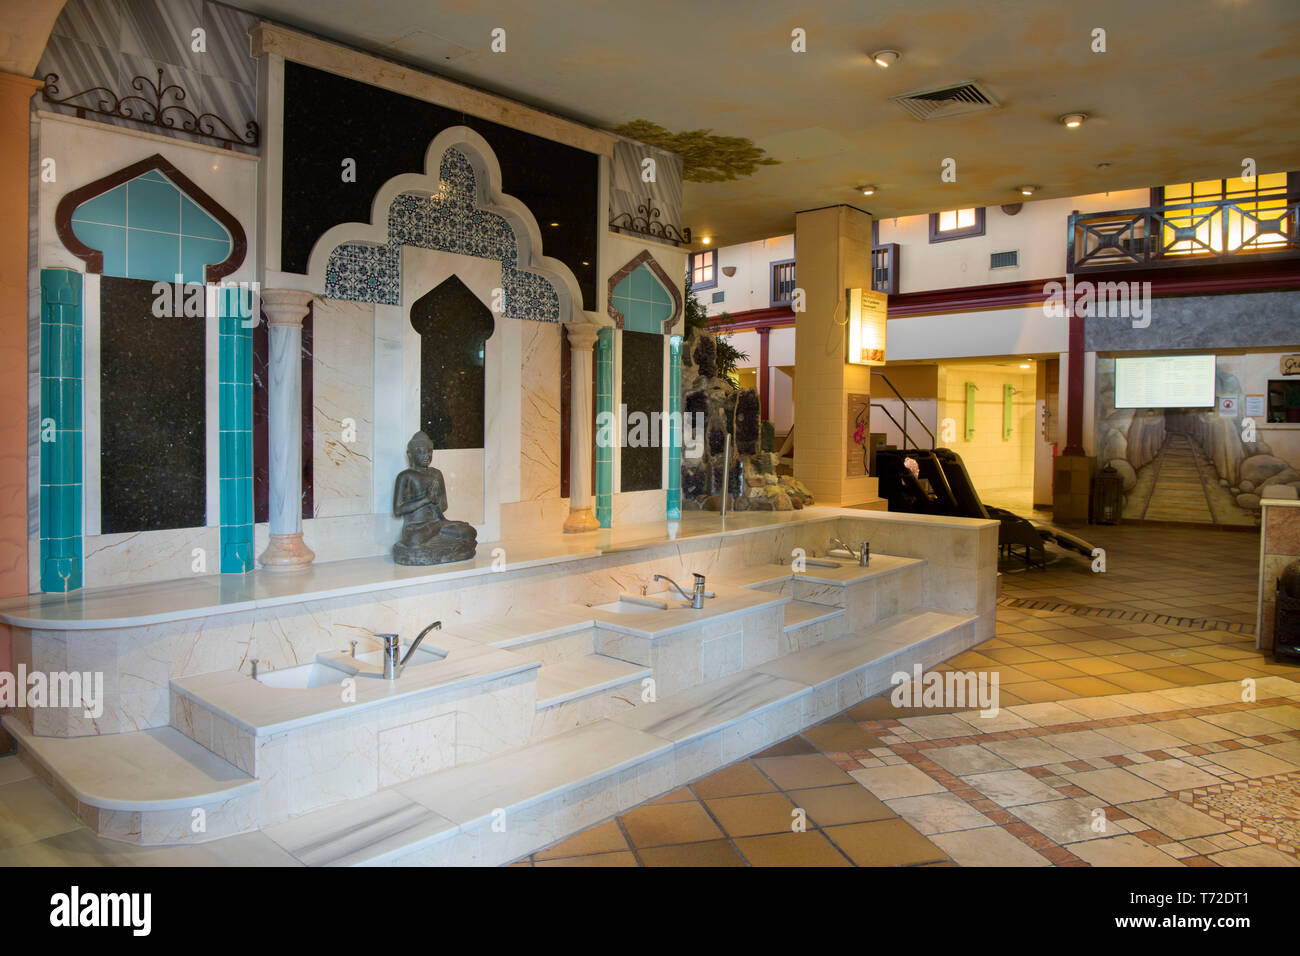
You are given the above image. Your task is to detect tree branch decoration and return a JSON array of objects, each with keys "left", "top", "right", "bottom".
[
  {"left": 43, "top": 70, "right": 259, "bottom": 149},
  {"left": 612, "top": 120, "right": 780, "bottom": 183}
]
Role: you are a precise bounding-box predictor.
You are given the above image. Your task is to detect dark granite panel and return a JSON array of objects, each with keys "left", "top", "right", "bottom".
[
  {"left": 410, "top": 276, "right": 494, "bottom": 449},
  {"left": 1085, "top": 290, "right": 1300, "bottom": 352},
  {"left": 99, "top": 276, "right": 205, "bottom": 533},
  {"left": 620, "top": 330, "right": 663, "bottom": 492},
  {"left": 253, "top": 305, "right": 313, "bottom": 523},
  {"left": 281, "top": 62, "right": 598, "bottom": 309}
]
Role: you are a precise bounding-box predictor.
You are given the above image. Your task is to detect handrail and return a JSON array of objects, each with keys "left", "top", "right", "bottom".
[
  {"left": 871, "top": 371, "right": 936, "bottom": 450},
  {"left": 1068, "top": 191, "right": 1299, "bottom": 271}
]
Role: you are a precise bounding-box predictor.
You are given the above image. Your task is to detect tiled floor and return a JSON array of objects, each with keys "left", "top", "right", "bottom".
[{"left": 517, "top": 521, "right": 1300, "bottom": 867}]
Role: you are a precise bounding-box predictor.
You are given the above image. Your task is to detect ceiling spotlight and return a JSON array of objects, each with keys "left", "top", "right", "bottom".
[
  {"left": 1060, "top": 113, "right": 1086, "bottom": 128},
  {"left": 701, "top": 236, "right": 712, "bottom": 245},
  {"left": 860, "top": 185, "right": 877, "bottom": 196},
  {"left": 1018, "top": 185, "right": 1036, "bottom": 196},
  {"left": 1019, "top": 363, "right": 1031, "bottom": 369},
  {"left": 871, "top": 50, "right": 900, "bottom": 68}
]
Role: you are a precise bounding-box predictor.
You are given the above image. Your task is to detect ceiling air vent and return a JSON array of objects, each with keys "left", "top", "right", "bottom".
[
  {"left": 990, "top": 250, "right": 1019, "bottom": 269},
  {"left": 891, "top": 81, "right": 999, "bottom": 121}
]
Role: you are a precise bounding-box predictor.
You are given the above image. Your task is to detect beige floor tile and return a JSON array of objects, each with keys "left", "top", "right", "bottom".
[
  {"left": 0, "top": 779, "right": 81, "bottom": 850},
  {"left": 800, "top": 722, "right": 884, "bottom": 753},
  {"left": 1207, "top": 844, "right": 1300, "bottom": 867},
  {"left": 884, "top": 791, "right": 993, "bottom": 835},
  {"left": 925, "top": 744, "right": 1015, "bottom": 776},
  {"left": 1256, "top": 740, "right": 1300, "bottom": 767},
  {"left": 1004, "top": 702, "right": 1091, "bottom": 727},
  {"left": 897, "top": 714, "right": 982, "bottom": 740},
  {"left": 1066, "top": 767, "right": 1166, "bottom": 803},
  {"left": 0, "top": 757, "right": 34, "bottom": 787},
  {"left": 1039, "top": 729, "right": 1130, "bottom": 758},
  {"left": 1148, "top": 717, "right": 1236, "bottom": 745},
  {"left": 1126, "top": 758, "right": 1223, "bottom": 792},
  {"left": 1117, "top": 797, "right": 1233, "bottom": 840},
  {"left": 930, "top": 825, "right": 1052, "bottom": 866},
  {"left": 965, "top": 769, "right": 1064, "bottom": 807},
  {"left": 1206, "top": 748, "right": 1297, "bottom": 779},
  {"left": 1065, "top": 834, "right": 1184, "bottom": 867},
  {"left": 982, "top": 737, "right": 1076, "bottom": 768},
  {"left": 1199, "top": 711, "right": 1293, "bottom": 737},
  {"left": 849, "top": 763, "right": 947, "bottom": 800},
  {"left": 1012, "top": 797, "right": 1109, "bottom": 845},
  {"left": 1251, "top": 705, "right": 1300, "bottom": 730},
  {"left": 1096, "top": 723, "right": 1186, "bottom": 752}
]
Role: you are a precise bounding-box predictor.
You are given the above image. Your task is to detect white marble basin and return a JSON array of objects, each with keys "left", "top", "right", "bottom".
[
  {"left": 592, "top": 600, "right": 667, "bottom": 614},
  {"left": 352, "top": 644, "right": 448, "bottom": 669},
  {"left": 256, "top": 660, "right": 353, "bottom": 689}
]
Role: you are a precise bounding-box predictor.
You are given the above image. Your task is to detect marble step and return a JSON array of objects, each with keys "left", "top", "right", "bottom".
[
  {"left": 783, "top": 598, "right": 845, "bottom": 633},
  {"left": 2, "top": 714, "right": 259, "bottom": 845},
  {"left": 219, "top": 605, "right": 979, "bottom": 866},
  {"left": 530, "top": 654, "right": 651, "bottom": 741},
  {"left": 535, "top": 654, "right": 651, "bottom": 709}
]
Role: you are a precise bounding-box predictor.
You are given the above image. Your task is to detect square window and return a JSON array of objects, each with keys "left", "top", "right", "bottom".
[
  {"left": 929, "top": 208, "right": 985, "bottom": 243},
  {"left": 690, "top": 250, "right": 717, "bottom": 290}
]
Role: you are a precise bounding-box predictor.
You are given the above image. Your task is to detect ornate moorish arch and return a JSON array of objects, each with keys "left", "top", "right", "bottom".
[{"left": 606, "top": 248, "right": 683, "bottom": 332}]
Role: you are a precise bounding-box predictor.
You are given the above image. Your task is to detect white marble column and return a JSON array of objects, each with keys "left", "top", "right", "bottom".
[
  {"left": 563, "top": 323, "right": 601, "bottom": 533},
  {"left": 258, "top": 289, "right": 316, "bottom": 570}
]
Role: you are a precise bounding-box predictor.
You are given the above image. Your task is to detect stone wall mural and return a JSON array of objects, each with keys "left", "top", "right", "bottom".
[{"left": 1095, "top": 356, "right": 1300, "bottom": 525}]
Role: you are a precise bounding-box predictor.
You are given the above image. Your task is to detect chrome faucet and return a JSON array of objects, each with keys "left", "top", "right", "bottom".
[
  {"left": 376, "top": 621, "right": 442, "bottom": 680},
  {"left": 654, "top": 573, "right": 708, "bottom": 609},
  {"left": 828, "top": 537, "right": 870, "bottom": 566}
]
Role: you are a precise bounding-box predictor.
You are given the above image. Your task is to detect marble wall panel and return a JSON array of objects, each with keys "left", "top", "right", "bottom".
[
  {"left": 311, "top": 298, "right": 374, "bottom": 519},
  {"left": 519, "top": 321, "right": 561, "bottom": 501}
]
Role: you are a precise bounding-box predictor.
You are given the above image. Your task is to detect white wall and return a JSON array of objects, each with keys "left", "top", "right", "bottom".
[
  {"left": 876, "top": 189, "right": 1150, "bottom": 293},
  {"left": 704, "top": 235, "right": 795, "bottom": 316}
]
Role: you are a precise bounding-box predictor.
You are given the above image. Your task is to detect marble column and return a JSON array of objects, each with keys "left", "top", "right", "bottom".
[
  {"left": 257, "top": 289, "right": 315, "bottom": 569},
  {"left": 563, "top": 323, "right": 601, "bottom": 533}
]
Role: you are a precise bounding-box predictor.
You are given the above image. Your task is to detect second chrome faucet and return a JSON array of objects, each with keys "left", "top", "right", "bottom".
[
  {"left": 654, "top": 573, "right": 708, "bottom": 609},
  {"left": 375, "top": 620, "right": 442, "bottom": 680}
]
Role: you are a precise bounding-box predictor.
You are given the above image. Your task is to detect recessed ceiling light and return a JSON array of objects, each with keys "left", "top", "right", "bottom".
[
  {"left": 860, "top": 185, "right": 877, "bottom": 196},
  {"left": 549, "top": 221, "right": 559, "bottom": 227},
  {"left": 1018, "top": 185, "right": 1036, "bottom": 196},
  {"left": 701, "top": 237, "right": 712, "bottom": 245},
  {"left": 1060, "top": 113, "right": 1087, "bottom": 128},
  {"left": 871, "top": 50, "right": 900, "bottom": 68},
  {"left": 1019, "top": 363, "right": 1031, "bottom": 369}
]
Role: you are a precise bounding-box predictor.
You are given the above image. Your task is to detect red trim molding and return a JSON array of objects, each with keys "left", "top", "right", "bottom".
[
  {"left": 55, "top": 153, "right": 247, "bottom": 283},
  {"left": 709, "top": 306, "right": 796, "bottom": 333},
  {"left": 887, "top": 260, "right": 1300, "bottom": 318}
]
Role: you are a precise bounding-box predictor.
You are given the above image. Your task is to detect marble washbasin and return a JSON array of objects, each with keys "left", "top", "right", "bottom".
[
  {"left": 351, "top": 644, "right": 449, "bottom": 670},
  {"left": 591, "top": 599, "right": 667, "bottom": 614},
  {"left": 256, "top": 660, "right": 354, "bottom": 689}
]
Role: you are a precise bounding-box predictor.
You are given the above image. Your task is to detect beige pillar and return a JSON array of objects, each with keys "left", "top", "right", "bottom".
[
  {"left": 257, "top": 289, "right": 316, "bottom": 569},
  {"left": 563, "top": 324, "right": 600, "bottom": 533},
  {"left": 793, "top": 205, "right": 881, "bottom": 507}
]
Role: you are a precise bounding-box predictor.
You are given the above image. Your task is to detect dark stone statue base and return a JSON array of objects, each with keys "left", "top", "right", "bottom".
[{"left": 392, "top": 536, "right": 477, "bottom": 566}]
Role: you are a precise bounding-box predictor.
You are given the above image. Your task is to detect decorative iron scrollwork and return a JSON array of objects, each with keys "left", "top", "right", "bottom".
[
  {"left": 609, "top": 200, "right": 691, "bottom": 245},
  {"left": 42, "top": 70, "right": 259, "bottom": 149}
]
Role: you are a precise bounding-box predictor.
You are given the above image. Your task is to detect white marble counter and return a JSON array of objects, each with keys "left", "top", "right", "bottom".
[{"left": 0, "top": 507, "right": 994, "bottom": 631}]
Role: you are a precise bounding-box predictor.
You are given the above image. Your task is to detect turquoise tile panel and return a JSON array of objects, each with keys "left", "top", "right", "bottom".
[
  {"left": 71, "top": 221, "right": 127, "bottom": 277},
  {"left": 126, "top": 177, "right": 181, "bottom": 232},
  {"left": 72, "top": 185, "right": 127, "bottom": 227},
  {"left": 181, "top": 235, "right": 231, "bottom": 284},
  {"left": 126, "top": 229, "right": 181, "bottom": 282},
  {"left": 181, "top": 194, "right": 229, "bottom": 240}
]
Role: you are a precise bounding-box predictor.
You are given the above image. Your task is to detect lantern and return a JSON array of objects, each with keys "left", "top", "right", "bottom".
[
  {"left": 1091, "top": 464, "right": 1123, "bottom": 524},
  {"left": 845, "top": 288, "right": 887, "bottom": 366}
]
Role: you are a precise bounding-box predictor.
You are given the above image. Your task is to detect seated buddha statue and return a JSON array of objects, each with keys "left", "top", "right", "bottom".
[{"left": 392, "top": 431, "right": 477, "bottom": 565}]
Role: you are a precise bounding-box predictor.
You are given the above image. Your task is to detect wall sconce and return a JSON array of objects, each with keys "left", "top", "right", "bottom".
[
  {"left": 844, "top": 287, "right": 888, "bottom": 366},
  {"left": 721, "top": 266, "right": 737, "bottom": 277}
]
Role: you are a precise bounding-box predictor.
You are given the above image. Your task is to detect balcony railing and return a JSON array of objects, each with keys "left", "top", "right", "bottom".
[{"left": 1068, "top": 192, "right": 1300, "bottom": 272}]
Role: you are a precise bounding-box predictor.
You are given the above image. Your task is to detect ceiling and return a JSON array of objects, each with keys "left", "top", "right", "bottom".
[{"left": 232, "top": 0, "right": 1300, "bottom": 247}]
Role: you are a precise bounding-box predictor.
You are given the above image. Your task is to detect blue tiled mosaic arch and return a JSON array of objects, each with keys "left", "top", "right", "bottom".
[{"left": 324, "top": 149, "right": 562, "bottom": 322}]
